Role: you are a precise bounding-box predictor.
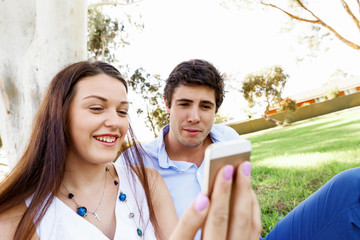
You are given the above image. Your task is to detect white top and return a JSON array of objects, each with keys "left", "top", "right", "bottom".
[{"left": 25, "top": 163, "right": 156, "bottom": 240}]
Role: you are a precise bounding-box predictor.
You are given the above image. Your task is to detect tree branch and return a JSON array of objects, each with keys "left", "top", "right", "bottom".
[
  {"left": 314, "top": 17, "right": 360, "bottom": 50},
  {"left": 146, "top": 104, "right": 158, "bottom": 138},
  {"left": 261, "top": 0, "right": 360, "bottom": 50},
  {"left": 341, "top": 0, "right": 360, "bottom": 32},
  {"left": 263, "top": 113, "right": 282, "bottom": 126},
  {"left": 260, "top": 1, "right": 318, "bottom": 24},
  {"left": 0, "top": 76, "right": 10, "bottom": 114}
]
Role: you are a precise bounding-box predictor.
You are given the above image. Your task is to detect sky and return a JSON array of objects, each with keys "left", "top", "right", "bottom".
[{"left": 104, "top": 0, "right": 360, "bottom": 141}]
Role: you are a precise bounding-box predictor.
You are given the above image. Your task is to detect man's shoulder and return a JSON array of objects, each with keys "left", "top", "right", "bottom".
[
  {"left": 138, "top": 136, "right": 165, "bottom": 168},
  {"left": 142, "top": 136, "right": 162, "bottom": 155},
  {"left": 143, "top": 125, "right": 168, "bottom": 152},
  {"left": 211, "top": 124, "right": 240, "bottom": 141},
  {"left": 212, "top": 123, "right": 236, "bottom": 131}
]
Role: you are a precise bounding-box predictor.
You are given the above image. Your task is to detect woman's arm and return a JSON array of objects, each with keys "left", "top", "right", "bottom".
[{"left": 146, "top": 167, "right": 178, "bottom": 239}]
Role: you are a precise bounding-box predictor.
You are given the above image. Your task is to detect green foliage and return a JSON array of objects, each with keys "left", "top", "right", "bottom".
[
  {"left": 279, "top": 97, "right": 297, "bottom": 126},
  {"left": 87, "top": 8, "right": 126, "bottom": 62},
  {"left": 242, "top": 107, "right": 360, "bottom": 237},
  {"left": 295, "top": 25, "right": 331, "bottom": 62},
  {"left": 278, "top": 97, "right": 297, "bottom": 125},
  {"left": 128, "top": 68, "right": 168, "bottom": 137},
  {"left": 279, "top": 97, "right": 296, "bottom": 112},
  {"left": 87, "top": 6, "right": 166, "bottom": 137},
  {"left": 241, "top": 65, "right": 289, "bottom": 113},
  {"left": 214, "top": 112, "right": 232, "bottom": 124},
  {"left": 326, "top": 87, "right": 340, "bottom": 100},
  {"left": 86, "top": 5, "right": 166, "bottom": 137}
]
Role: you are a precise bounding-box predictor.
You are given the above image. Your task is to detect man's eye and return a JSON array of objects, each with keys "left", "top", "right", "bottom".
[{"left": 202, "top": 105, "right": 212, "bottom": 109}]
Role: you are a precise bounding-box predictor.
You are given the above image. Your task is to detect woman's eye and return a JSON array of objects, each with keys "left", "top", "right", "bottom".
[
  {"left": 89, "top": 106, "right": 104, "bottom": 111},
  {"left": 117, "top": 110, "right": 128, "bottom": 116}
]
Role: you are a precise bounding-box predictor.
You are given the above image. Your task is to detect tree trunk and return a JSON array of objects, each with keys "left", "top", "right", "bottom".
[
  {"left": 0, "top": 0, "right": 88, "bottom": 169},
  {"left": 263, "top": 113, "right": 283, "bottom": 126},
  {"left": 263, "top": 104, "right": 283, "bottom": 126}
]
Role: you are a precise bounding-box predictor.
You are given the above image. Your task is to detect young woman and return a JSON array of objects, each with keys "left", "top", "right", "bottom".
[
  {"left": 0, "top": 61, "right": 262, "bottom": 240},
  {"left": 0, "top": 61, "right": 177, "bottom": 239}
]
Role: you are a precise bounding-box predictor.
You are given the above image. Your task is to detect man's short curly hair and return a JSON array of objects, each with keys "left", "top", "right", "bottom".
[{"left": 163, "top": 59, "right": 225, "bottom": 112}]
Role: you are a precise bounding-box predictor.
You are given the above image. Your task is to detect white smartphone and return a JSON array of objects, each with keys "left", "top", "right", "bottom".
[{"left": 203, "top": 138, "right": 252, "bottom": 195}]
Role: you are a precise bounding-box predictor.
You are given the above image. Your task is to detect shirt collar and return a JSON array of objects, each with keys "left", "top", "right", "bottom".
[{"left": 157, "top": 125, "right": 176, "bottom": 169}]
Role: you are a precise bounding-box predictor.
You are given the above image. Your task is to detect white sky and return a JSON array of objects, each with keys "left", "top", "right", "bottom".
[{"left": 105, "top": 0, "right": 360, "bottom": 141}]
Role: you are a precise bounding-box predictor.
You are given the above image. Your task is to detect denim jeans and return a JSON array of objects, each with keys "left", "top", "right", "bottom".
[{"left": 262, "top": 167, "right": 360, "bottom": 240}]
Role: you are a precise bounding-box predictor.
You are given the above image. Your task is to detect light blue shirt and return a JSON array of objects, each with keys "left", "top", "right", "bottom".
[{"left": 143, "top": 124, "right": 241, "bottom": 220}]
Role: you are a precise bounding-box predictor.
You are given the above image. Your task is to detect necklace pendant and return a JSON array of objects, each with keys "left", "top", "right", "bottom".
[
  {"left": 93, "top": 212, "right": 101, "bottom": 222},
  {"left": 119, "top": 192, "right": 127, "bottom": 202},
  {"left": 137, "top": 228, "right": 143, "bottom": 237},
  {"left": 77, "top": 206, "right": 87, "bottom": 217}
]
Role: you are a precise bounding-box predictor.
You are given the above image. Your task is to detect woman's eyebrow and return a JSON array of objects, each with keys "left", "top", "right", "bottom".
[
  {"left": 82, "top": 95, "right": 107, "bottom": 101},
  {"left": 82, "top": 95, "right": 129, "bottom": 105}
]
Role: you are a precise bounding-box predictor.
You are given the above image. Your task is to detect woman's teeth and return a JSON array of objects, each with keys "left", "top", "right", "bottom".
[{"left": 95, "top": 136, "right": 116, "bottom": 143}]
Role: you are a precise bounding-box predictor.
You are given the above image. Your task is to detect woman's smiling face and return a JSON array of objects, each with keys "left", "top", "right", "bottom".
[{"left": 67, "top": 74, "right": 129, "bottom": 165}]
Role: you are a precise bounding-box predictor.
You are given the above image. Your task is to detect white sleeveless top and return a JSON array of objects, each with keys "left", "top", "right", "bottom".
[{"left": 25, "top": 163, "right": 157, "bottom": 240}]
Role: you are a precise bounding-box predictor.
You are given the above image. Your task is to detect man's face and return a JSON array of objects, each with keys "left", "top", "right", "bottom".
[{"left": 166, "top": 85, "right": 216, "bottom": 148}]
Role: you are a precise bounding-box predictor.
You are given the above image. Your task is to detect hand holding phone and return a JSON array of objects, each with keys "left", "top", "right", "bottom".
[{"left": 203, "top": 138, "right": 252, "bottom": 195}]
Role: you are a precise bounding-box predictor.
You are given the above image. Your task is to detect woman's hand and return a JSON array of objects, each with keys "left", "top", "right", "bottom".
[{"left": 170, "top": 161, "right": 262, "bottom": 239}]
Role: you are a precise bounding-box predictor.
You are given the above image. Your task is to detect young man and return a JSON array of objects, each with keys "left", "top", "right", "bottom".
[
  {"left": 143, "top": 59, "right": 240, "bottom": 219},
  {"left": 142, "top": 59, "right": 360, "bottom": 240}
]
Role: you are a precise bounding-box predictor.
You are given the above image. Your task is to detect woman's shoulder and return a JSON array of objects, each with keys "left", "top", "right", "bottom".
[
  {"left": 0, "top": 202, "right": 39, "bottom": 240},
  {"left": 0, "top": 202, "right": 26, "bottom": 239}
]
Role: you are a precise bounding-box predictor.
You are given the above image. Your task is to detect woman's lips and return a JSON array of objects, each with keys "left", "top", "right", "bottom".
[{"left": 94, "top": 134, "right": 119, "bottom": 146}]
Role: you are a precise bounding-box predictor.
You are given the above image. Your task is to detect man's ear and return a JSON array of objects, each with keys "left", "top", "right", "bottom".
[{"left": 164, "top": 98, "right": 171, "bottom": 114}]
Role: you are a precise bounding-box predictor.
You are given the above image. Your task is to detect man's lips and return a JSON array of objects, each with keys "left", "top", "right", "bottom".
[{"left": 183, "top": 128, "right": 201, "bottom": 135}]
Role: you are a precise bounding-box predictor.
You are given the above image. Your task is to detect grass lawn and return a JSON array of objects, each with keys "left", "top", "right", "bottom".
[{"left": 242, "top": 106, "right": 360, "bottom": 237}]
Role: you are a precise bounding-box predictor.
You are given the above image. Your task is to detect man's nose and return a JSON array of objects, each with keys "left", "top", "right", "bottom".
[{"left": 187, "top": 107, "right": 200, "bottom": 123}]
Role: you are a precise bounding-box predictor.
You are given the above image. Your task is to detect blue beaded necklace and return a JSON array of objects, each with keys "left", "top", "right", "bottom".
[
  {"left": 63, "top": 169, "right": 107, "bottom": 221},
  {"left": 62, "top": 165, "right": 143, "bottom": 237},
  {"left": 106, "top": 166, "right": 143, "bottom": 237}
]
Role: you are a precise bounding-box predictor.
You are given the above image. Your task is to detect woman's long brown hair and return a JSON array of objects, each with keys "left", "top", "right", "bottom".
[{"left": 0, "top": 61, "right": 159, "bottom": 239}]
